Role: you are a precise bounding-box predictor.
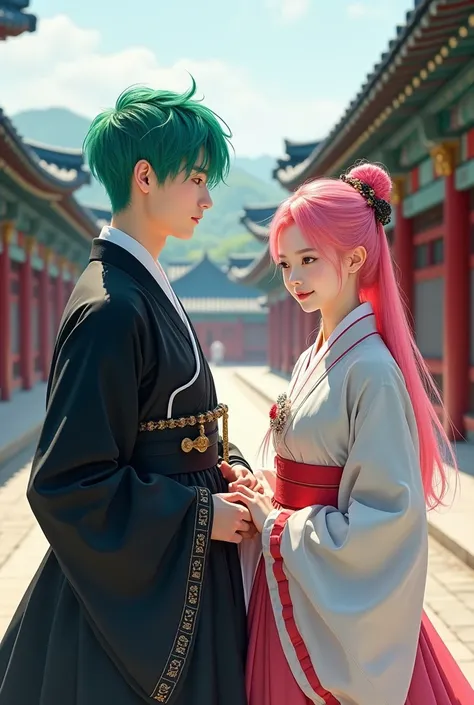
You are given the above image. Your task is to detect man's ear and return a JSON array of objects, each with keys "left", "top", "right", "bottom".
[{"left": 134, "top": 160, "right": 152, "bottom": 193}]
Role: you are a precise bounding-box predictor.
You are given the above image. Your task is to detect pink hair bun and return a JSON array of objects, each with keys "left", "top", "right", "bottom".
[{"left": 347, "top": 163, "right": 392, "bottom": 202}]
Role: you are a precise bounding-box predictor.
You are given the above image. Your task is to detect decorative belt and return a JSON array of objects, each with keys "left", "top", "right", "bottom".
[
  {"left": 273, "top": 456, "right": 343, "bottom": 510},
  {"left": 138, "top": 403, "right": 229, "bottom": 463}
]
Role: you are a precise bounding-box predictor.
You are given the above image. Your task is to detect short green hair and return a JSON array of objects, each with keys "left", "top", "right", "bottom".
[{"left": 83, "top": 77, "right": 233, "bottom": 213}]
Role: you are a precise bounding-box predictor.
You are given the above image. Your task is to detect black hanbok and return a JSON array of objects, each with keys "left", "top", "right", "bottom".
[{"left": 0, "top": 238, "right": 250, "bottom": 705}]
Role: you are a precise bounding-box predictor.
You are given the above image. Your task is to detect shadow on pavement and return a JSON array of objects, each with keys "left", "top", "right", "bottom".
[{"left": 0, "top": 441, "right": 36, "bottom": 490}]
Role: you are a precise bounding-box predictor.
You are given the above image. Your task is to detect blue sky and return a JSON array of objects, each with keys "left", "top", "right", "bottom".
[{"left": 3, "top": 0, "right": 414, "bottom": 157}]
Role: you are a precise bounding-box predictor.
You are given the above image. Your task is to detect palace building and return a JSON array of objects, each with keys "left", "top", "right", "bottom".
[
  {"left": 0, "top": 1, "right": 101, "bottom": 402},
  {"left": 237, "top": 0, "right": 474, "bottom": 441},
  {"left": 168, "top": 253, "right": 267, "bottom": 363}
]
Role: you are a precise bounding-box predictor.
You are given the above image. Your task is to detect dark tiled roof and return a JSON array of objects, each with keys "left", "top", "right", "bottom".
[
  {"left": 240, "top": 204, "right": 279, "bottom": 241},
  {"left": 0, "top": 108, "right": 90, "bottom": 191},
  {"left": 173, "top": 252, "right": 261, "bottom": 299},
  {"left": 25, "top": 139, "right": 90, "bottom": 188},
  {"left": 275, "top": 139, "right": 322, "bottom": 173},
  {"left": 0, "top": 2, "right": 36, "bottom": 39},
  {"left": 229, "top": 248, "right": 274, "bottom": 288}
]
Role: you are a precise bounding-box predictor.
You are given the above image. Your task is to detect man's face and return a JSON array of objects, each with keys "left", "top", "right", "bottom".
[{"left": 146, "top": 163, "right": 213, "bottom": 241}]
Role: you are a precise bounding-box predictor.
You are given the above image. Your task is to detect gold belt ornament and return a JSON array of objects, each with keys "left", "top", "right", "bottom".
[{"left": 139, "top": 404, "right": 229, "bottom": 463}]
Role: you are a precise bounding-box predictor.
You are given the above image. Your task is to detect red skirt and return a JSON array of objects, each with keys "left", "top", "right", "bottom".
[{"left": 246, "top": 458, "right": 474, "bottom": 705}]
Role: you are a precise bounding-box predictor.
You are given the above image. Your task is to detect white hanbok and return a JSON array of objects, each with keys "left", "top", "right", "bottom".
[{"left": 243, "top": 303, "right": 473, "bottom": 705}]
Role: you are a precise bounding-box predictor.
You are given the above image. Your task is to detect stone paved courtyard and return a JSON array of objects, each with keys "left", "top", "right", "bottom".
[{"left": 1, "top": 367, "right": 473, "bottom": 686}]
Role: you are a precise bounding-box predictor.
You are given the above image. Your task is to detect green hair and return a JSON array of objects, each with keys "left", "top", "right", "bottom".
[{"left": 83, "top": 77, "right": 233, "bottom": 213}]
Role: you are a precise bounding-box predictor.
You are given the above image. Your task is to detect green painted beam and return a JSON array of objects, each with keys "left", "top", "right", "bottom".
[
  {"left": 403, "top": 179, "right": 444, "bottom": 219},
  {"left": 8, "top": 244, "right": 26, "bottom": 263},
  {"left": 456, "top": 158, "right": 474, "bottom": 191},
  {"left": 32, "top": 255, "right": 44, "bottom": 271}
]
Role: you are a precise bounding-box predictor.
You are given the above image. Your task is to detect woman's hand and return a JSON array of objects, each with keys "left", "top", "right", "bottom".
[{"left": 225, "top": 485, "right": 274, "bottom": 533}]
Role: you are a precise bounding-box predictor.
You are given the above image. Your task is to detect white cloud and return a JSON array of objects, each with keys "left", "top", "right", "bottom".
[
  {"left": 346, "top": 3, "right": 382, "bottom": 18},
  {"left": 0, "top": 15, "right": 343, "bottom": 157},
  {"left": 265, "top": 0, "right": 310, "bottom": 23}
]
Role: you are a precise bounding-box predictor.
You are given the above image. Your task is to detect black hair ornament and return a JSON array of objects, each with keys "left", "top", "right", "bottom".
[{"left": 339, "top": 174, "right": 392, "bottom": 226}]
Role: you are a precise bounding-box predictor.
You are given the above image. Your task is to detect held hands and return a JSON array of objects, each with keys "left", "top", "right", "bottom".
[
  {"left": 211, "top": 494, "right": 253, "bottom": 544},
  {"left": 225, "top": 485, "right": 274, "bottom": 534},
  {"left": 215, "top": 462, "right": 269, "bottom": 540},
  {"left": 217, "top": 462, "right": 264, "bottom": 540}
]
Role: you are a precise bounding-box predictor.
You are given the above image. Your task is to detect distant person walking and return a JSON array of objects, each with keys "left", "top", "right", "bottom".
[{"left": 210, "top": 339, "right": 225, "bottom": 365}]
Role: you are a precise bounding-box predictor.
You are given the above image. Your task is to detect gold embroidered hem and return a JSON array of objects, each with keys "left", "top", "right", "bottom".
[
  {"left": 139, "top": 404, "right": 229, "bottom": 463},
  {"left": 150, "top": 486, "right": 212, "bottom": 703}
]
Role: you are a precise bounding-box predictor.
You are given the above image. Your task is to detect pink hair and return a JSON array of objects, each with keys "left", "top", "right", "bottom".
[{"left": 268, "top": 162, "right": 455, "bottom": 509}]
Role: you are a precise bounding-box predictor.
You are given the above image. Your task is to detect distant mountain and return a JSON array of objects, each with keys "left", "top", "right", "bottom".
[
  {"left": 234, "top": 155, "right": 280, "bottom": 185},
  {"left": 13, "top": 108, "right": 93, "bottom": 151},
  {"left": 12, "top": 107, "right": 285, "bottom": 260}
]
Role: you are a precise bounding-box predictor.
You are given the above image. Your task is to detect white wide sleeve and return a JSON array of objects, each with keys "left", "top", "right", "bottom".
[{"left": 262, "top": 377, "right": 428, "bottom": 705}]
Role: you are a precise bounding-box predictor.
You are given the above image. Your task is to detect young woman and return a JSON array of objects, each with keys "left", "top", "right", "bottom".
[{"left": 230, "top": 163, "right": 474, "bottom": 704}]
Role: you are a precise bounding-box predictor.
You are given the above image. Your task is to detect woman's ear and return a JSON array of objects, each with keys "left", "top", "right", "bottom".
[{"left": 347, "top": 246, "right": 367, "bottom": 274}]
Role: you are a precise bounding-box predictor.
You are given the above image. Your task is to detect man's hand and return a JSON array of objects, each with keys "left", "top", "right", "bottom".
[
  {"left": 224, "top": 485, "right": 275, "bottom": 534},
  {"left": 219, "top": 461, "right": 264, "bottom": 494},
  {"left": 211, "top": 494, "right": 253, "bottom": 544}
]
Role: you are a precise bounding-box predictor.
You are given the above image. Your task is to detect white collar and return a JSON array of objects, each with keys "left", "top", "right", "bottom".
[
  {"left": 326, "top": 302, "right": 373, "bottom": 348},
  {"left": 289, "top": 302, "right": 374, "bottom": 400},
  {"left": 99, "top": 225, "right": 160, "bottom": 280}
]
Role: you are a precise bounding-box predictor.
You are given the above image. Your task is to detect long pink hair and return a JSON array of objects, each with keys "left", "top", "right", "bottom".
[{"left": 268, "top": 162, "right": 455, "bottom": 509}]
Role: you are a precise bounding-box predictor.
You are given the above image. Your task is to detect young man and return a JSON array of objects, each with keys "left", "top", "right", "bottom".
[{"left": 0, "top": 80, "right": 258, "bottom": 705}]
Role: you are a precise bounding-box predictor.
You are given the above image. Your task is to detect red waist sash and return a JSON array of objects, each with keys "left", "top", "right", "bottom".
[{"left": 273, "top": 455, "right": 343, "bottom": 510}]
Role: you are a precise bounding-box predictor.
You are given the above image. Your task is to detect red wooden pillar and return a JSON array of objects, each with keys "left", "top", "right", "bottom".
[
  {"left": 392, "top": 177, "right": 414, "bottom": 322},
  {"left": 20, "top": 236, "right": 34, "bottom": 390},
  {"left": 39, "top": 248, "right": 51, "bottom": 382},
  {"left": 433, "top": 144, "right": 470, "bottom": 439},
  {"left": 0, "top": 222, "right": 14, "bottom": 401},
  {"left": 236, "top": 318, "right": 245, "bottom": 362},
  {"left": 55, "top": 258, "right": 65, "bottom": 330}
]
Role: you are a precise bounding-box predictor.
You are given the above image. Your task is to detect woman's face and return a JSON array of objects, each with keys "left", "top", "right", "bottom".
[{"left": 277, "top": 224, "right": 346, "bottom": 314}]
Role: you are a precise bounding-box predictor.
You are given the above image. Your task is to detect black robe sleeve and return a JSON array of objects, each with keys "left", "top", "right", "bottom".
[{"left": 27, "top": 297, "right": 213, "bottom": 702}]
